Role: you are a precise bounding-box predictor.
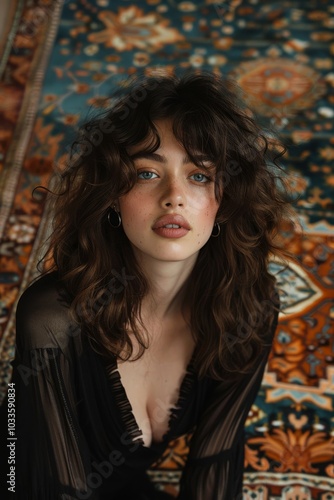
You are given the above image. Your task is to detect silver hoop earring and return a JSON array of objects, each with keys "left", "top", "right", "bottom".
[
  {"left": 107, "top": 207, "right": 121, "bottom": 228},
  {"left": 211, "top": 222, "right": 220, "bottom": 238}
]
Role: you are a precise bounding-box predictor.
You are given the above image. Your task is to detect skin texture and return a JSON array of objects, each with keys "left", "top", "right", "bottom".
[{"left": 117, "top": 119, "right": 220, "bottom": 312}]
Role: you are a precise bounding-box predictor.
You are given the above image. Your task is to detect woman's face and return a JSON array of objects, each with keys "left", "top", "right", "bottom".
[{"left": 117, "top": 120, "right": 220, "bottom": 267}]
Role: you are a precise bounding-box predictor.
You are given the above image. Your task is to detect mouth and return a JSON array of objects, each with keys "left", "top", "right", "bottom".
[
  {"left": 152, "top": 214, "right": 191, "bottom": 231},
  {"left": 152, "top": 214, "right": 191, "bottom": 239}
]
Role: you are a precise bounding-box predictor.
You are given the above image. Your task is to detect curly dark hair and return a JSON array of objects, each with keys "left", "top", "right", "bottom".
[{"left": 44, "top": 72, "right": 297, "bottom": 379}]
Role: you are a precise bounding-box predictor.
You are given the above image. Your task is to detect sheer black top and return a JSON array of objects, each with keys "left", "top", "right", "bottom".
[{"left": 12, "top": 272, "right": 279, "bottom": 499}]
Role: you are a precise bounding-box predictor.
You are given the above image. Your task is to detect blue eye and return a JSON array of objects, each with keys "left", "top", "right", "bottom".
[
  {"left": 137, "top": 171, "right": 158, "bottom": 180},
  {"left": 190, "top": 173, "right": 211, "bottom": 183}
]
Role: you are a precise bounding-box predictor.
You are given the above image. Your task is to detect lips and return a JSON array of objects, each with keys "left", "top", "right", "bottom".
[{"left": 152, "top": 214, "right": 191, "bottom": 230}]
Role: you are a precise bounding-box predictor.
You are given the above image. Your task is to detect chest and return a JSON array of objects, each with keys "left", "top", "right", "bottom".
[{"left": 116, "top": 323, "right": 195, "bottom": 447}]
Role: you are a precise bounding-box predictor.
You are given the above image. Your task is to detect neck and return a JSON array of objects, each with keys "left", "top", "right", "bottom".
[{"left": 135, "top": 252, "right": 198, "bottom": 322}]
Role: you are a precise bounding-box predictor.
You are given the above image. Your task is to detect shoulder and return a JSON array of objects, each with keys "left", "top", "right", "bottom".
[
  {"left": 16, "top": 272, "right": 78, "bottom": 352},
  {"left": 17, "top": 271, "right": 65, "bottom": 306}
]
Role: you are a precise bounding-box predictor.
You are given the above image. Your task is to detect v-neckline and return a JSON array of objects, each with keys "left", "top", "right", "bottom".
[{"left": 107, "top": 350, "right": 197, "bottom": 449}]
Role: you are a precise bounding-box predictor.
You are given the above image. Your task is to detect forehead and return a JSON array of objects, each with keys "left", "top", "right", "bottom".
[{"left": 127, "top": 119, "right": 214, "bottom": 166}]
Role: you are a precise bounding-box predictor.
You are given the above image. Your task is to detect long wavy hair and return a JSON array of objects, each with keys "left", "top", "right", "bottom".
[{"left": 44, "top": 72, "right": 297, "bottom": 379}]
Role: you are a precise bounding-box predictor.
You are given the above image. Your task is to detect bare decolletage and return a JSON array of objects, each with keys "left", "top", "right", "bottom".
[{"left": 117, "top": 320, "right": 195, "bottom": 447}]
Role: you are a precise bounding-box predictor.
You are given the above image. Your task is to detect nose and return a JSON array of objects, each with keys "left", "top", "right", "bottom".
[{"left": 160, "top": 176, "right": 185, "bottom": 208}]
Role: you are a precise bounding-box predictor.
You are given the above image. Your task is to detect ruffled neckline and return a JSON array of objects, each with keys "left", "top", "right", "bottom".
[{"left": 105, "top": 350, "right": 197, "bottom": 450}]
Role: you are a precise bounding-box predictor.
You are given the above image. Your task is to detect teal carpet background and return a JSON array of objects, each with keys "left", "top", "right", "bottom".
[{"left": 0, "top": 1, "right": 333, "bottom": 498}]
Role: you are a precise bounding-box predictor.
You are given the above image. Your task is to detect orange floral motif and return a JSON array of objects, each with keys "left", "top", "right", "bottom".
[
  {"left": 8, "top": 55, "right": 32, "bottom": 86},
  {"left": 213, "top": 37, "right": 233, "bottom": 50},
  {"left": 311, "top": 32, "right": 334, "bottom": 42},
  {"left": 248, "top": 429, "right": 334, "bottom": 473},
  {"left": 88, "top": 7, "right": 184, "bottom": 52},
  {"left": 69, "top": 82, "right": 90, "bottom": 94},
  {"left": 244, "top": 444, "right": 270, "bottom": 471},
  {"left": 150, "top": 432, "right": 193, "bottom": 469},
  {"left": 145, "top": 66, "right": 175, "bottom": 77},
  {"left": 87, "top": 96, "right": 111, "bottom": 109},
  {"left": 0, "top": 85, "right": 22, "bottom": 123},
  {"left": 326, "top": 463, "right": 334, "bottom": 477},
  {"left": 286, "top": 173, "right": 309, "bottom": 196},
  {"left": 133, "top": 52, "right": 151, "bottom": 67},
  {"left": 25, "top": 117, "right": 64, "bottom": 160},
  {"left": 319, "top": 146, "right": 334, "bottom": 160},
  {"left": 270, "top": 296, "right": 334, "bottom": 386},
  {"left": 291, "top": 130, "right": 313, "bottom": 144},
  {"left": 61, "top": 114, "right": 80, "bottom": 126},
  {"left": 301, "top": 186, "right": 333, "bottom": 209},
  {"left": 326, "top": 175, "right": 334, "bottom": 187}
]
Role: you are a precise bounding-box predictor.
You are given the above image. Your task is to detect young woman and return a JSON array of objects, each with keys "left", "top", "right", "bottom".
[{"left": 13, "top": 72, "right": 294, "bottom": 499}]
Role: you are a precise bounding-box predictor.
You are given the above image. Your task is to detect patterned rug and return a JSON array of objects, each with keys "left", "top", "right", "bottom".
[{"left": 0, "top": 1, "right": 333, "bottom": 498}]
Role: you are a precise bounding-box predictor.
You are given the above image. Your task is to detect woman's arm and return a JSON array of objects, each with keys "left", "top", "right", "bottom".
[
  {"left": 13, "top": 275, "right": 94, "bottom": 500},
  {"left": 178, "top": 304, "right": 279, "bottom": 500}
]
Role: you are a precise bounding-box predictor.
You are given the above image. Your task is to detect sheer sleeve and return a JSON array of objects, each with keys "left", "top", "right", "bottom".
[
  {"left": 13, "top": 274, "right": 94, "bottom": 500},
  {"left": 178, "top": 304, "right": 279, "bottom": 500}
]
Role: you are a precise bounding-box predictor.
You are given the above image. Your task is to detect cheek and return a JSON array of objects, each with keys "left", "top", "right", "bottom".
[
  {"left": 119, "top": 191, "right": 139, "bottom": 216},
  {"left": 189, "top": 192, "right": 219, "bottom": 221},
  {"left": 119, "top": 193, "right": 150, "bottom": 229}
]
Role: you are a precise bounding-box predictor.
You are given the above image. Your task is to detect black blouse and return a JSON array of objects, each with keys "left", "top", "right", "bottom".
[{"left": 12, "top": 272, "right": 279, "bottom": 499}]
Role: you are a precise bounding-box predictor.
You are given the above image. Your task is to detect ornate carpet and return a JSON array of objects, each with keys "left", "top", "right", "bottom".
[{"left": 0, "top": 1, "right": 333, "bottom": 498}]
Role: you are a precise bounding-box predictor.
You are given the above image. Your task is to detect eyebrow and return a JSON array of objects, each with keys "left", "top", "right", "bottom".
[{"left": 130, "top": 152, "right": 214, "bottom": 166}]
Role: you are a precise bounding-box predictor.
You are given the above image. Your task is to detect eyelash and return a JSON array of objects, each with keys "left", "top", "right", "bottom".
[
  {"left": 190, "top": 173, "right": 212, "bottom": 183},
  {"left": 137, "top": 171, "right": 158, "bottom": 180},
  {"left": 137, "top": 171, "right": 212, "bottom": 183}
]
